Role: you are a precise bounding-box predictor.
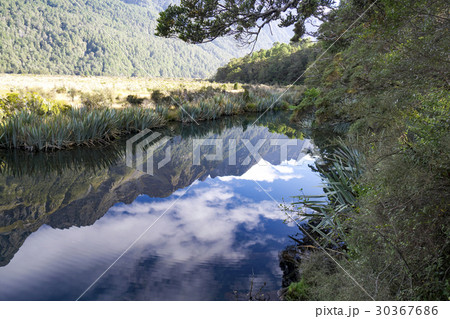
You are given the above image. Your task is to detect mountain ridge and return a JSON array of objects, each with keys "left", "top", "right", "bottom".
[{"left": 0, "top": 0, "right": 292, "bottom": 78}]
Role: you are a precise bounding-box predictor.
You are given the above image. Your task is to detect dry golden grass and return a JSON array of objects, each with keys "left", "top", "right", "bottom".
[{"left": 0, "top": 74, "right": 237, "bottom": 108}]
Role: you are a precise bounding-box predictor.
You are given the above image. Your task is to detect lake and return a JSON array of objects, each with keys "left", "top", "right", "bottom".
[{"left": 0, "top": 113, "right": 323, "bottom": 300}]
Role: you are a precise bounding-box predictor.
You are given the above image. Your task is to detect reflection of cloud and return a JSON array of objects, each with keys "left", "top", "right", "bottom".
[
  {"left": 0, "top": 184, "right": 289, "bottom": 300},
  {"left": 107, "top": 185, "right": 283, "bottom": 260},
  {"left": 218, "top": 155, "right": 316, "bottom": 183},
  {"left": 281, "top": 154, "right": 317, "bottom": 166}
]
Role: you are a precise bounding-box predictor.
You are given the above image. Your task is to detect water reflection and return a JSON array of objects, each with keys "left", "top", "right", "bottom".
[{"left": 0, "top": 113, "right": 322, "bottom": 300}]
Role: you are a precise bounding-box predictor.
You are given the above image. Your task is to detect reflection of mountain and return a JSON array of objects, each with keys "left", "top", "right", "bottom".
[{"left": 0, "top": 114, "right": 311, "bottom": 267}]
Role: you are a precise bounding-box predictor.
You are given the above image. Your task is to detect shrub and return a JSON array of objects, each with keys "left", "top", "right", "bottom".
[
  {"left": 126, "top": 95, "right": 145, "bottom": 105},
  {"left": 80, "top": 91, "right": 112, "bottom": 109},
  {"left": 243, "top": 88, "right": 250, "bottom": 102},
  {"left": 68, "top": 88, "right": 80, "bottom": 101},
  {"left": 151, "top": 89, "right": 165, "bottom": 103},
  {"left": 167, "top": 109, "right": 181, "bottom": 121},
  {"left": 55, "top": 86, "right": 67, "bottom": 94},
  {"left": 0, "top": 106, "right": 166, "bottom": 151},
  {"left": 403, "top": 90, "right": 450, "bottom": 171},
  {"left": 297, "top": 88, "right": 320, "bottom": 109},
  {"left": 284, "top": 279, "right": 310, "bottom": 301},
  {"left": 0, "top": 92, "right": 70, "bottom": 118}
]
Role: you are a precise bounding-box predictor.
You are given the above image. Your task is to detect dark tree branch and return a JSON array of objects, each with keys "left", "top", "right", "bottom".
[{"left": 156, "top": 0, "right": 337, "bottom": 46}]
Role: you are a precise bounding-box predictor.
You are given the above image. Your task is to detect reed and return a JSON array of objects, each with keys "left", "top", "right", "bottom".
[
  {"left": 0, "top": 87, "right": 298, "bottom": 151},
  {"left": 178, "top": 89, "right": 287, "bottom": 122},
  {"left": 0, "top": 107, "right": 166, "bottom": 151},
  {"left": 285, "top": 140, "right": 364, "bottom": 249}
]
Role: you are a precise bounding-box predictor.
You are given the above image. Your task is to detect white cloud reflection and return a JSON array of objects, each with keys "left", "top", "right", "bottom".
[
  {"left": 218, "top": 154, "right": 316, "bottom": 183},
  {"left": 0, "top": 183, "right": 291, "bottom": 300}
]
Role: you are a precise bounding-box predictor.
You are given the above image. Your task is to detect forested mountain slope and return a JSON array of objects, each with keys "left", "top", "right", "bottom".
[
  {"left": 0, "top": 0, "right": 291, "bottom": 77},
  {"left": 215, "top": 41, "right": 317, "bottom": 84}
]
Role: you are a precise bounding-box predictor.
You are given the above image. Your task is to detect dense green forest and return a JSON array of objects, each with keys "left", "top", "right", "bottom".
[
  {"left": 0, "top": 0, "right": 291, "bottom": 77},
  {"left": 215, "top": 41, "right": 317, "bottom": 84},
  {"left": 159, "top": 0, "right": 450, "bottom": 300},
  {"left": 286, "top": 0, "right": 449, "bottom": 300}
]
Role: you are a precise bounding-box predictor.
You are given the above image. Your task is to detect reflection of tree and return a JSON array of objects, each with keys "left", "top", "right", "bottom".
[
  {"left": 278, "top": 222, "right": 335, "bottom": 300},
  {"left": 0, "top": 142, "right": 125, "bottom": 178},
  {"left": 232, "top": 275, "right": 270, "bottom": 301},
  {"left": 0, "top": 112, "right": 289, "bottom": 177},
  {"left": 257, "top": 112, "right": 307, "bottom": 140},
  {"left": 279, "top": 245, "right": 301, "bottom": 290}
]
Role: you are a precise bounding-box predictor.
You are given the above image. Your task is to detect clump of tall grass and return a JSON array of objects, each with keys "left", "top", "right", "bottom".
[
  {"left": 284, "top": 140, "right": 363, "bottom": 248},
  {"left": 0, "top": 87, "right": 296, "bottom": 151},
  {"left": 0, "top": 107, "right": 166, "bottom": 151},
  {"left": 178, "top": 89, "right": 288, "bottom": 123},
  {"left": 179, "top": 94, "right": 244, "bottom": 122}
]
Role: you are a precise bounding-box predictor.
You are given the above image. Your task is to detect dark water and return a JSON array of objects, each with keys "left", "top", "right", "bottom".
[{"left": 0, "top": 113, "right": 323, "bottom": 300}]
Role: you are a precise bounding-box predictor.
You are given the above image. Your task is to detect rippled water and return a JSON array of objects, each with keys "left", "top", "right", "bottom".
[{"left": 0, "top": 113, "right": 323, "bottom": 300}]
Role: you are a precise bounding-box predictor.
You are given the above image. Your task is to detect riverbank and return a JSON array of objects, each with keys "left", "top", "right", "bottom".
[
  {"left": 0, "top": 78, "right": 302, "bottom": 151},
  {"left": 279, "top": 0, "right": 449, "bottom": 301}
]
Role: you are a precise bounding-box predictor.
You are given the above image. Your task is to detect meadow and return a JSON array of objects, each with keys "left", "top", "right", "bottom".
[{"left": 0, "top": 74, "right": 237, "bottom": 108}]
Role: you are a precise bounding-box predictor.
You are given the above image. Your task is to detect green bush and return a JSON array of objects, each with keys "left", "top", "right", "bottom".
[
  {"left": 0, "top": 106, "right": 166, "bottom": 151},
  {"left": 68, "top": 88, "right": 80, "bottom": 101},
  {"left": 284, "top": 279, "right": 310, "bottom": 301},
  {"left": 298, "top": 88, "right": 320, "bottom": 109},
  {"left": 403, "top": 90, "right": 450, "bottom": 170},
  {"left": 245, "top": 102, "right": 257, "bottom": 112},
  {"left": 0, "top": 92, "right": 71, "bottom": 118}
]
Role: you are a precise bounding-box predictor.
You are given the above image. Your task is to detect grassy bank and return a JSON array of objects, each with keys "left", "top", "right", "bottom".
[
  {"left": 0, "top": 107, "right": 167, "bottom": 151},
  {"left": 278, "top": 0, "right": 449, "bottom": 301},
  {"left": 0, "top": 79, "right": 301, "bottom": 151}
]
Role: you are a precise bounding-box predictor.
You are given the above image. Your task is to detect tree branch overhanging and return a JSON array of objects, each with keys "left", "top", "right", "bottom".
[{"left": 155, "top": 0, "right": 337, "bottom": 45}]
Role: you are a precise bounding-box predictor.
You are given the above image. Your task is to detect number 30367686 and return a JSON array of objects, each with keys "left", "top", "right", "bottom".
[{"left": 376, "top": 306, "right": 438, "bottom": 316}]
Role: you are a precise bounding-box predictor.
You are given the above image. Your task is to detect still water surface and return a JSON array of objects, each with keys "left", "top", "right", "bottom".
[{"left": 0, "top": 114, "right": 323, "bottom": 300}]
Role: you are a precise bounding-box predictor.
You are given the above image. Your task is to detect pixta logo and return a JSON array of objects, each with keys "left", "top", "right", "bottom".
[
  {"left": 126, "top": 129, "right": 171, "bottom": 175},
  {"left": 192, "top": 138, "right": 311, "bottom": 165},
  {"left": 126, "top": 129, "right": 313, "bottom": 176}
]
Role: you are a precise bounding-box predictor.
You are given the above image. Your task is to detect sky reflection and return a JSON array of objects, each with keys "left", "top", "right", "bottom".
[{"left": 0, "top": 155, "right": 321, "bottom": 301}]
